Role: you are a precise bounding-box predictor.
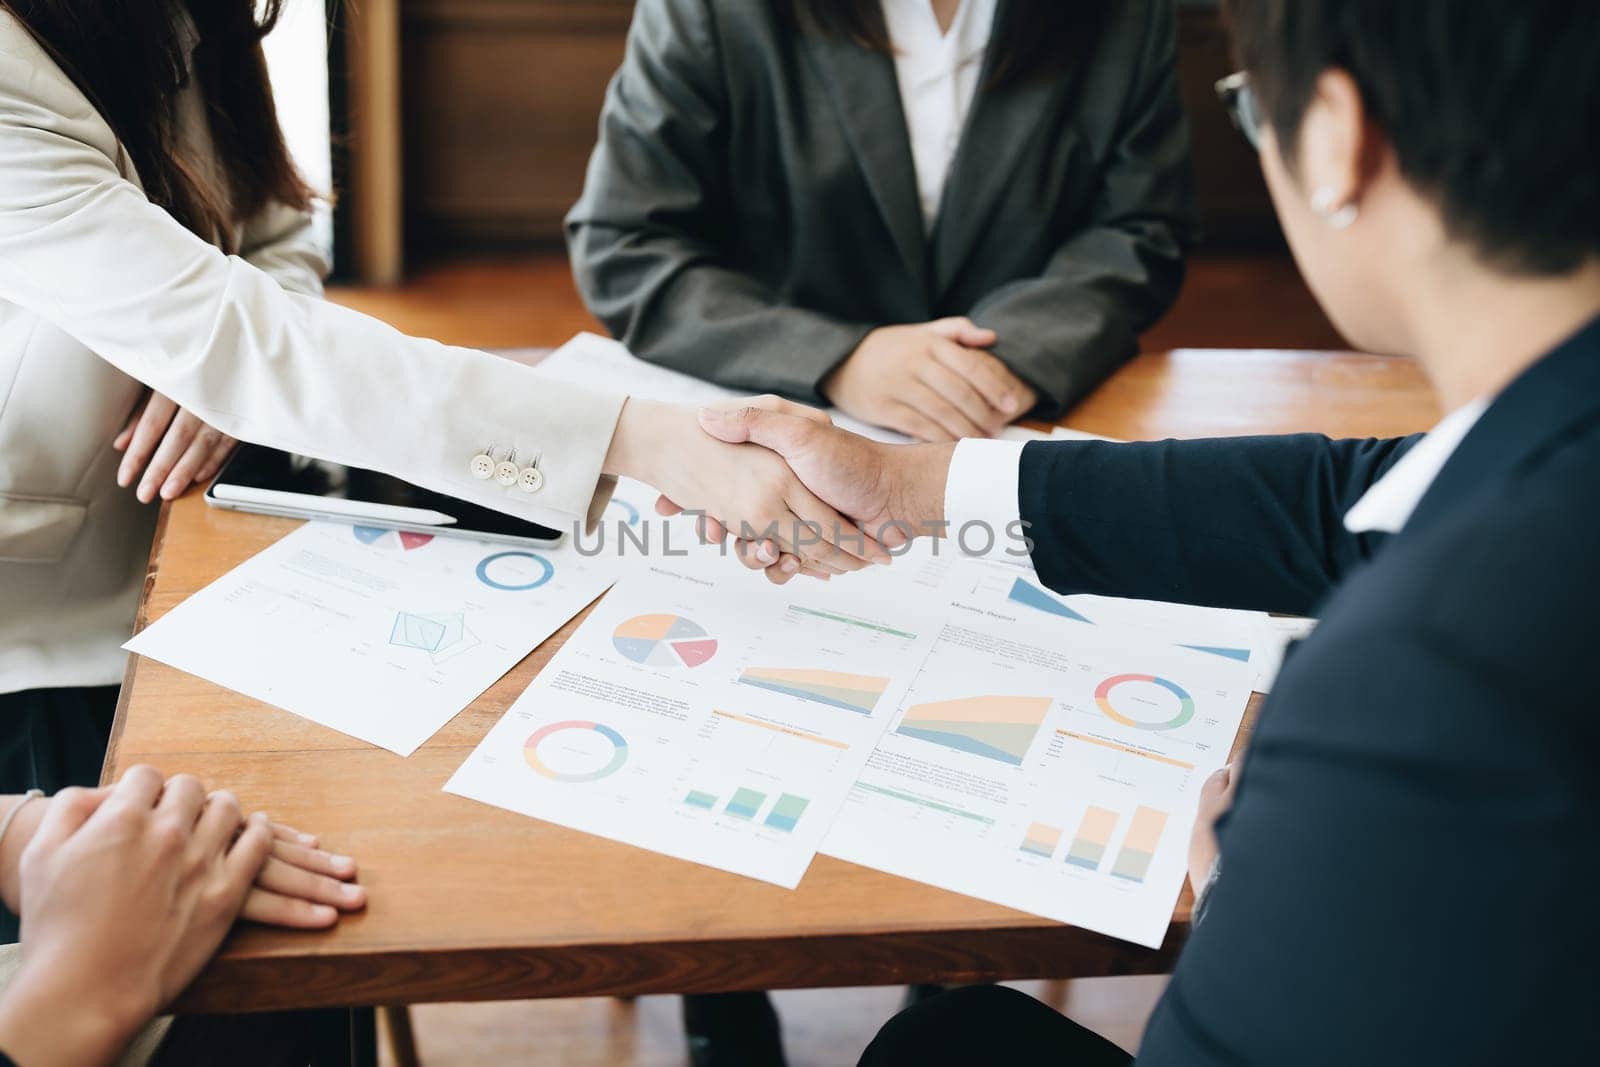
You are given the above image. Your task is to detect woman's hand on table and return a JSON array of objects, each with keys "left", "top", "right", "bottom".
[
  {"left": 0, "top": 767, "right": 279, "bottom": 1065},
  {"left": 113, "top": 390, "right": 238, "bottom": 503},
  {"left": 0, "top": 779, "right": 365, "bottom": 931}
]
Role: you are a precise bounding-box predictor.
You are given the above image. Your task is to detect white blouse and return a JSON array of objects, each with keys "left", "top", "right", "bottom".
[{"left": 881, "top": 0, "right": 998, "bottom": 231}]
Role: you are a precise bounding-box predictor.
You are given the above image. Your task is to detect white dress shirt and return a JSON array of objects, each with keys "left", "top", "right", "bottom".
[
  {"left": 944, "top": 398, "right": 1493, "bottom": 557},
  {"left": 881, "top": 0, "right": 998, "bottom": 231}
]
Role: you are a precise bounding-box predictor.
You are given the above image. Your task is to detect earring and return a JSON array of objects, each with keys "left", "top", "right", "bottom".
[{"left": 1311, "top": 187, "right": 1359, "bottom": 230}]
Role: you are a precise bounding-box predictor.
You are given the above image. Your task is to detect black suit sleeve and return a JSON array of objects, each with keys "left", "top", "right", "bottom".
[
  {"left": 970, "top": 0, "right": 1194, "bottom": 416},
  {"left": 565, "top": 0, "right": 873, "bottom": 400},
  {"left": 1138, "top": 572, "right": 1600, "bottom": 1062},
  {"left": 1018, "top": 434, "right": 1419, "bottom": 615}
]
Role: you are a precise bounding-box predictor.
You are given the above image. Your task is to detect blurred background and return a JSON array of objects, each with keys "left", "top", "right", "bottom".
[
  {"left": 283, "top": 0, "right": 1274, "bottom": 277},
  {"left": 269, "top": 0, "right": 1340, "bottom": 357}
]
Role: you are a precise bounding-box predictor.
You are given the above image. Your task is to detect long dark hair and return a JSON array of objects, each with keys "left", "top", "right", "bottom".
[
  {"left": 1, "top": 0, "right": 313, "bottom": 250},
  {"left": 786, "top": 0, "right": 1098, "bottom": 88}
]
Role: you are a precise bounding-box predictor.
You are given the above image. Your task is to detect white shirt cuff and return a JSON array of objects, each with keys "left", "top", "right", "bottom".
[{"left": 942, "top": 438, "right": 1027, "bottom": 560}]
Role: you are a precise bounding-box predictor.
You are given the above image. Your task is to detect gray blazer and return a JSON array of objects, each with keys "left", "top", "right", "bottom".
[{"left": 567, "top": 0, "right": 1197, "bottom": 416}]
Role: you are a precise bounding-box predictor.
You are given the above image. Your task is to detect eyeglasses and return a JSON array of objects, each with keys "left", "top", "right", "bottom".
[{"left": 1215, "top": 72, "right": 1265, "bottom": 152}]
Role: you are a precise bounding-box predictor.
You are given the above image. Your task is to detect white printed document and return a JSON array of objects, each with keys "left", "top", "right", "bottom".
[
  {"left": 822, "top": 613, "right": 1253, "bottom": 948},
  {"left": 125, "top": 521, "right": 620, "bottom": 755},
  {"left": 445, "top": 563, "right": 935, "bottom": 887}
]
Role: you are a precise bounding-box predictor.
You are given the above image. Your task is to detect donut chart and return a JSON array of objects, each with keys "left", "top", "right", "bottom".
[
  {"left": 524, "top": 721, "right": 629, "bottom": 782},
  {"left": 611, "top": 613, "right": 719, "bottom": 668},
  {"left": 1095, "top": 674, "right": 1195, "bottom": 731},
  {"left": 476, "top": 551, "right": 555, "bottom": 591}
]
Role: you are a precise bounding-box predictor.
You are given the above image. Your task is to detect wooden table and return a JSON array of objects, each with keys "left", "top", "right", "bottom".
[{"left": 106, "top": 348, "right": 1438, "bottom": 1016}]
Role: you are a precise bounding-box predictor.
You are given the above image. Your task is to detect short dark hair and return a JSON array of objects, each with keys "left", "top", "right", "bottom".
[{"left": 1223, "top": 0, "right": 1600, "bottom": 276}]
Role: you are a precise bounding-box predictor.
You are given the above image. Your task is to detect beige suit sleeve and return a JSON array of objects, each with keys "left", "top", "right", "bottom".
[
  {"left": 0, "top": 23, "right": 622, "bottom": 531},
  {"left": 238, "top": 199, "right": 329, "bottom": 299}
]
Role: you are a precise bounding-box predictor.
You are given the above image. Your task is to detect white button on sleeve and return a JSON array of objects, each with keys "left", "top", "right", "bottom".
[
  {"left": 494, "top": 460, "right": 520, "bottom": 487},
  {"left": 517, "top": 466, "right": 544, "bottom": 493},
  {"left": 470, "top": 453, "right": 496, "bottom": 479}
]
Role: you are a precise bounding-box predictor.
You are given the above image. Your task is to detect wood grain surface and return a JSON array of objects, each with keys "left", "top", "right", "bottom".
[{"left": 107, "top": 348, "right": 1439, "bottom": 1013}]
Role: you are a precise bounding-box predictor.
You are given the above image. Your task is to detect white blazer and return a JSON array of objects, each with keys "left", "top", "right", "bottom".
[{"left": 0, "top": 13, "right": 625, "bottom": 694}]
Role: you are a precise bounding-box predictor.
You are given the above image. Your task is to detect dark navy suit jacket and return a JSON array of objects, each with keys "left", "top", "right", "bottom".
[{"left": 1020, "top": 317, "right": 1600, "bottom": 1065}]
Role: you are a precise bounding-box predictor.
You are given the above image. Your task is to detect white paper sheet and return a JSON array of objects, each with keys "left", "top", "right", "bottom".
[
  {"left": 444, "top": 561, "right": 936, "bottom": 887},
  {"left": 125, "top": 521, "right": 621, "bottom": 755},
  {"left": 847, "top": 542, "right": 1273, "bottom": 681},
  {"left": 1249, "top": 615, "right": 1319, "bottom": 692},
  {"left": 822, "top": 612, "right": 1253, "bottom": 948}
]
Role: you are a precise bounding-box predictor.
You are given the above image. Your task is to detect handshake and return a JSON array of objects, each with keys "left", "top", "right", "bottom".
[{"left": 604, "top": 395, "right": 965, "bottom": 584}]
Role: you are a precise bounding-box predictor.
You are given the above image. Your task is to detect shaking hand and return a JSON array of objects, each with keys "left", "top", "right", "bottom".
[
  {"left": 694, "top": 404, "right": 958, "bottom": 584},
  {"left": 605, "top": 396, "right": 892, "bottom": 576}
]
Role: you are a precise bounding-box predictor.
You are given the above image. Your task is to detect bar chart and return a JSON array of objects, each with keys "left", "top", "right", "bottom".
[
  {"left": 683, "top": 790, "right": 717, "bottom": 811},
  {"left": 1110, "top": 806, "right": 1170, "bottom": 883},
  {"left": 1064, "top": 806, "right": 1119, "bottom": 870},
  {"left": 1019, "top": 822, "right": 1062, "bottom": 858},
  {"left": 763, "top": 793, "right": 810, "bottom": 833},
  {"left": 726, "top": 787, "right": 766, "bottom": 820}
]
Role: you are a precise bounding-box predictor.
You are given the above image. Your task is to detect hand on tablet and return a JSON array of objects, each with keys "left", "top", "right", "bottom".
[
  {"left": 822, "top": 318, "right": 1035, "bottom": 442},
  {"left": 114, "top": 390, "right": 238, "bottom": 503}
]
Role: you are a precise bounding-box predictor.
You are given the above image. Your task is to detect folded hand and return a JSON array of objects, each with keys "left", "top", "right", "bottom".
[{"left": 822, "top": 318, "right": 1035, "bottom": 441}]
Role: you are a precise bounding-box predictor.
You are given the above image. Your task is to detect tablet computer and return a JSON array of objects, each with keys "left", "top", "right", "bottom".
[{"left": 205, "top": 444, "right": 565, "bottom": 547}]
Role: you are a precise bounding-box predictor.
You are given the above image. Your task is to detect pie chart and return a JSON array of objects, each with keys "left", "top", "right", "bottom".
[
  {"left": 352, "top": 526, "right": 433, "bottom": 551},
  {"left": 612, "top": 613, "right": 719, "bottom": 668}
]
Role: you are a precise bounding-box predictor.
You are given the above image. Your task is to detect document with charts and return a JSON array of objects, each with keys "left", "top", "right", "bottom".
[
  {"left": 445, "top": 562, "right": 935, "bottom": 887},
  {"left": 848, "top": 539, "right": 1273, "bottom": 675},
  {"left": 124, "top": 521, "right": 619, "bottom": 756},
  {"left": 820, "top": 574, "right": 1254, "bottom": 948}
]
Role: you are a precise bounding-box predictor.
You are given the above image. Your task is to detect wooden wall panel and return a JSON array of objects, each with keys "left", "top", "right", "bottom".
[
  {"left": 1175, "top": 3, "right": 1281, "bottom": 247},
  {"left": 401, "top": 0, "right": 633, "bottom": 255},
  {"left": 397, "top": 0, "right": 1280, "bottom": 259}
]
